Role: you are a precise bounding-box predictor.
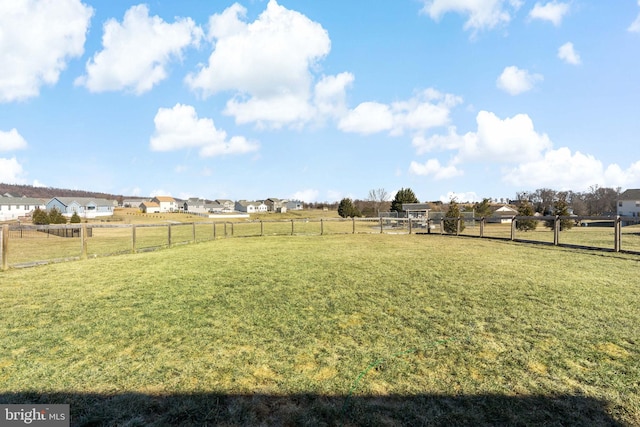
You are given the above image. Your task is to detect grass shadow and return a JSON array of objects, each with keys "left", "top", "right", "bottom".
[{"left": 0, "top": 392, "right": 625, "bottom": 426}]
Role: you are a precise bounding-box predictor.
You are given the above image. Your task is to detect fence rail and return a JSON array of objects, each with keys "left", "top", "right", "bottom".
[{"left": 1, "top": 215, "right": 639, "bottom": 270}]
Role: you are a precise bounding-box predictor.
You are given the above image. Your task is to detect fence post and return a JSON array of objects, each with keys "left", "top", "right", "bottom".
[
  {"left": 380, "top": 217, "right": 383, "bottom": 234},
  {"left": 408, "top": 218, "right": 412, "bottom": 234},
  {"left": 213, "top": 222, "right": 216, "bottom": 240},
  {"left": 480, "top": 217, "right": 485, "bottom": 238},
  {"left": 168, "top": 224, "right": 172, "bottom": 247},
  {"left": 321, "top": 218, "right": 324, "bottom": 235},
  {"left": 1, "top": 224, "right": 8, "bottom": 271},
  {"left": 193, "top": 222, "right": 196, "bottom": 243},
  {"left": 510, "top": 216, "right": 516, "bottom": 241},
  {"left": 456, "top": 217, "right": 461, "bottom": 236},
  {"left": 291, "top": 219, "right": 294, "bottom": 236},
  {"left": 554, "top": 216, "right": 560, "bottom": 246},
  {"left": 230, "top": 222, "right": 234, "bottom": 237},
  {"left": 440, "top": 218, "right": 444, "bottom": 235},
  {"left": 80, "top": 224, "right": 88, "bottom": 260},
  {"left": 614, "top": 216, "right": 621, "bottom": 252},
  {"left": 131, "top": 224, "right": 137, "bottom": 253},
  {"left": 224, "top": 222, "right": 227, "bottom": 238},
  {"left": 352, "top": 217, "right": 356, "bottom": 234},
  {"left": 260, "top": 220, "right": 264, "bottom": 237}
]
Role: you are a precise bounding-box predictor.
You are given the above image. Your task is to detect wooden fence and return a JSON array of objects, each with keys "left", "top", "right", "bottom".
[{"left": 1, "top": 215, "right": 639, "bottom": 270}]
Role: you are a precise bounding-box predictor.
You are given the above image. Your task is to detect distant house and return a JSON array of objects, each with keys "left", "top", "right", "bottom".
[
  {"left": 152, "top": 196, "right": 177, "bottom": 212},
  {"left": 123, "top": 198, "right": 149, "bottom": 208},
  {"left": 235, "top": 200, "right": 268, "bottom": 213},
  {"left": 183, "top": 198, "right": 207, "bottom": 213},
  {"left": 0, "top": 196, "right": 46, "bottom": 221},
  {"left": 285, "top": 200, "right": 304, "bottom": 211},
  {"left": 264, "top": 198, "right": 285, "bottom": 212},
  {"left": 215, "top": 200, "right": 235, "bottom": 213},
  {"left": 140, "top": 201, "right": 161, "bottom": 213},
  {"left": 490, "top": 205, "right": 518, "bottom": 223},
  {"left": 47, "top": 197, "right": 115, "bottom": 218},
  {"left": 617, "top": 189, "right": 640, "bottom": 224},
  {"left": 205, "top": 201, "right": 224, "bottom": 213}
]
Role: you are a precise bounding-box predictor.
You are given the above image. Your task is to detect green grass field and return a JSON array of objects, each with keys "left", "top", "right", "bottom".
[{"left": 1, "top": 234, "right": 639, "bottom": 426}]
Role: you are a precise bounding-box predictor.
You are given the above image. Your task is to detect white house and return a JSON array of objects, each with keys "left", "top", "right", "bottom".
[
  {"left": 235, "top": 200, "right": 268, "bottom": 213},
  {"left": 490, "top": 205, "right": 518, "bottom": 223},
  {"left": 152, "top": 196, "right": 177, "bottom": 212},
  {"left": 0, "top": 196, "right": 46, "bottom": 221},
  {"left": 617, "top": 189, "right": 640, "bottom": 224},
  {"left": 46, "top": 197, "right": 115, "bottom": 218},
  {"left": 140, "top": 201, "right": 161, "bottom": 213}
]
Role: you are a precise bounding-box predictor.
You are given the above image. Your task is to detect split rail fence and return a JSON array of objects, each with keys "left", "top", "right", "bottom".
[{"left": 1, "top": 215, "right": 639, "bottom": 270}]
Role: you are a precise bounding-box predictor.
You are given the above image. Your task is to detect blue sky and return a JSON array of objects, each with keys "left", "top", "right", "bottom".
[{"left": 1, "top": 0, "right": 639, "bottom": 203}]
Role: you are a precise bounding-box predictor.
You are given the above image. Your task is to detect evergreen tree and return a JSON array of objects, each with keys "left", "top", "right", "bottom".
[
  {"left": 32, "top": 207, "right": 50, "bottom": 225},
  {"left": 48, "top": 207, "right": 67, "bottom": 224},
  {"left": 70, "top": 212, "right": 82, "bottom": 223},
  {"left": 444, "top": 199, "right": 465, "bottom": 234},
  {"left": 516, "top": 200, "right": 537, "bottom": 232},
  {"left": 544, "top": 198, "right": 573, "bottom": 231},
  {"left": 473, "top": 198, "right": 492, "bottom": 218},
  {"left": 337, "top": 198, "right": 361, "bottom": 218},
  {"left": 390, "top": 188, "right": 419, "bottom": 213}
]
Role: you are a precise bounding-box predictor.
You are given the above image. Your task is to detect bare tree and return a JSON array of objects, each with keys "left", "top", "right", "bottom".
[{"left": 368, "top": 188, "right": 390, "bottom": 214}]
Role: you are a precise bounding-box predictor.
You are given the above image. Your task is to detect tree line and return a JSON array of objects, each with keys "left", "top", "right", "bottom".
[
  {"left": 32, "top": 207, "right": 82, "bottom": 225},
  {"left": 335, "top": 185, "right": 623, "bottom": 233}
]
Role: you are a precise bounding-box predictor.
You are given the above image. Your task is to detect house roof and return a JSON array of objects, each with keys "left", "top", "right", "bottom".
[
  {"left": 0, "top": 196, "right": 46, "bottom": 206},
  {"left": 492, "top": 205, "right": 518, "bottom": 215},
  {"left": 619, "top": 189, "right": 640, "bottom": 200},
  {"left": 141, "top": 201, "right": 160, "bottom": 207},
  {"left": 49, "top": 197, "right": 114, "bottom": 207},
  {"left": 153, "top": 196, "right": 176, "bottom": 202}
]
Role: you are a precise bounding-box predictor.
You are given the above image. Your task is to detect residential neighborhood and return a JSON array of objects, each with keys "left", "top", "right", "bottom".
[
  {"left": 1, "top": 186, "right": 640, "bottom": 224},
  {"left": 0, "top": 190, "right": 307, "bottom": 222}
]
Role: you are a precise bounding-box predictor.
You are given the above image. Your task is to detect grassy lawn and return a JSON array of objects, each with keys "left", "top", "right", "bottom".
[{"left": 0, "top": 234, "right": 639, "bottom": 425}]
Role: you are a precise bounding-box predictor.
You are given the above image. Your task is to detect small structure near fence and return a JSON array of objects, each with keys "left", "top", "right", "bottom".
[{"left": 1, "top": 215, "right": 639, "bottom": 270}]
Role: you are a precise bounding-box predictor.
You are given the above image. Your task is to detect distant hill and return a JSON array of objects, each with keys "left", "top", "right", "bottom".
[{"left": 0, "top": 183, "right": 126, "bottom": 204}]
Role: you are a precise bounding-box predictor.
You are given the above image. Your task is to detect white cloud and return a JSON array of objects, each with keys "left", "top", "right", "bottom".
[
  {"left": 412, "top": 111, "right": 552, "bottom": 176},
  {"left": 503, "top": 148, "right": 640, "bottom": 191},
  {"left": 439, "top": 191, "right": 480, "bottom": 203},
  {"left": 497, "top": 66, "right": 543, "bottom": 95},
  {"left": 290, "top": 189, "right": 319, "bottom": 202},
  {"left": 420, "top": 0, "right": 522, "bottom": 32},
  {"left": 338, "top": 102, "right": 394, "bottom": 134},
  {"left": 313, "top": 72, "right": 355, "bottom": 120},
  {"left": 186, "top": 0, "right": 347, "bottom": 128},
  {"left": 76, "top": 4, "right": 202, "bottom": 94},
  {"left": 149, "top": 104, "right": 259, "bottom": 157},
  {"left": 412, "top": 127, "right": 465, "bottom": 155},
  {"left": 0, "top": 129, "right": 28, "bottom": 151},
  {"left": 629, "top": 1, "right": 640, "bottom": 32},
  {"left": 0, "top": 157, "right": 27, "bottom": 184},
  {"left": 409, "top": 159, "right": 463, "bottom": 180},
  {"left": 557, "top": 42, "right": 581, "bottom": 65},
  {"left": 416, "top": 110, "right": 640, "bottom": 191},
  {"left": 150, "top": 189, "right": 172, "bottom": 197},
  {"left": 460, "top": 111, "right": 552, "bottom": 163},
  {"left": 339, "top": 89, "right": 462, "bottom": 135},
  {"left": 0, "top": 0, "right": 93, "bottom": 102},
  {"left": 528, "top": 1, "right": 570, "bottom": 26}
]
